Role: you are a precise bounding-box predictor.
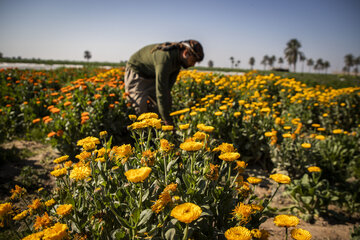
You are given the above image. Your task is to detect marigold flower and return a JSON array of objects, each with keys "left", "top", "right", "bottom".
[
  {"left": 10, "top": 185, "right": 26, "bottom": 199},
  {"left": 0, "top": 203, "right": 13, "bottom": 218},
  {"left": 250, "top": 229, "right": 262, "bottom": 238},
  {"left": 50, "top": 167, "right": 67, "bottom": 177},
  {"left": 13, "top": 209, "right": 28, "bottom": 221},
  {"left": 301, "top": 143, "right": 311, "bottom": 149},
  {"left": 219, "top": 152, "right": 241, "bottom": 162},
  {"left": 179, "top": 123, "right": 190, "bottom": 130},
  {"left": 45, "top": 199, "right": 56, "bottom": 207},
  {"left": 53, "top": 155, "right": 69, "bottom": 164},
  {"left": 34, "top": 212, "right": 52, "bottom": 230},
  {"left": 22, "top": 231, "right": 44, "bottom": 240},
  {"left": 291, "top": 228, "right": 312, "bottom": 240},
  {"left": 28, "top": 199, "right": 42, "bottom": 211},
  {"left": 274, "top": 214, "right": 299, "bottom": 228},
  {"left": 232, "top": 203, "right": 252, "bottom": 224},
  {"left": 247, "top": 176, "right": 262, "bottom": 185},
  {"left": 307, "top": 166, "right": 321, "bottom": 173},
  {"left": 77, "top": 136, "right": 100, "bottom": 147},
  {"left": 224, "top": 226, "right": 252, "bottom": 240},
  {"left": 69, "top": 165, "right": 91, "bottom": 181},
  {"left": 206, "top": 163, "right": 219, "bottom": 180},
  {"left": 99, "top": 131, "right": 108, "bottom": 138},
  {"left": 170, "top": 203, "right": 202, "bottom": 224},
  {"left": 162, "top": 125, "right": 174, "bottom": 131},
  {"left": 47, "top": 131, "right": 56, "bottom": 138},
  {"left": 56, "top": 204, "right": 73, "bottom": 216},
  {"left": 152, "top": 183, "right": 178, "bottom": 213},
  {"left": 125, "top": 167, "right": 152, "bottom": 183},
  {"left": 213, "top": 143, "right": 236, "bottom": 153},
  {"left": 137, "top": 112, "right": 158, "bottom": 120},
  {"left": 332, "top": 129, "right": 343, "bottom": 134},
  {"left": 180, "top": 141, "right": 203, "bottom": 151},
  {"left": 42, "top": 222, "right": 68, "bottom": 239},
  {"left": 193, "top": 131, "right": 207, "bottom": 141},
  {"left": 269, "top": 173, "right": 291, "bottom": 184},
  {"left": 128, "top": 115, "right": 137, "bottom": 121},
  {"left": 160, "top": 139, "right": 174, "bottom": 152},
  {"left": 197, "top": 123, "right": 214, "bottom": 132},
  {"left": 315, "top": 135, "right": 325, "bottom": 140},
  {"left": 112, "top": 144, "right": 133, "bottom": 164}
]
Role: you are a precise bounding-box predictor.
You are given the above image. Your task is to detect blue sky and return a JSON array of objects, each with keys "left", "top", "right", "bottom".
[{"left": 1, "top": 0, "right": 359, "bottom": 73}]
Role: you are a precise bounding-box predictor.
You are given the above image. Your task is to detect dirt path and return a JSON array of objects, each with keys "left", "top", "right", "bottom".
[{"left": 0, "top": 140, "right": 358, "bottom": 239}]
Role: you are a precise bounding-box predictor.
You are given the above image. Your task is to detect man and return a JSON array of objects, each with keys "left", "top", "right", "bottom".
[{"left": 124, "top": 40, "right": 204, "bottom": 125}]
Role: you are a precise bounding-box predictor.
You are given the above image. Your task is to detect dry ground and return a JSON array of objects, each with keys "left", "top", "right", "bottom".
[{"left": 0, "top": 140, "right": 358, "bottom": 240}]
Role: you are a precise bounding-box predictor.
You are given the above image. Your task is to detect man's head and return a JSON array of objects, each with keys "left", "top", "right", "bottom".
[{"left": 180, "top": 40, "right": 204, "bottom": 68}]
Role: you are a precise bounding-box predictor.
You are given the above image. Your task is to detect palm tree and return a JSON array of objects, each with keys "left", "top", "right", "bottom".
[
  {"left": 307, "top": 59, "right": 314, "bottom": 73},
  {"left": 249, "top": 57, "right": 255, "bottom": 70},
  {"left": 268, "top": 55, "right": 276, "bottom": 70},
  {"left": 299, "top": 53, "right": 306, "bottom": 73},
  {"left": 230, "top": 56, "right": 234, "bottom": 68},
  {"left": 314, "top": 58, "right": 324, "bottom": 73},
  {"left": 208, "top": 60, "right": 214, "bottom": 68},
  {"left": 284, "top": 38, "right": 303, "bottom": 72},
  {"left": 278, "top": 57, "right": 284, "bottom": 68},
  {"left": 344, "top": 54, "right": 354, "bottom": 74},
  {"left": 84, "top": 50, "right": 92, "bottom": 62},
  {"left": 323, "top": 61, "right": 330, "bottom": 74},
  {"left": 261, "top": 55, "right": 269, "bottom": 70}
]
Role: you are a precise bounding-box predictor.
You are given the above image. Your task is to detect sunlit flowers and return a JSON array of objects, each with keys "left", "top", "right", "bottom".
[
  {"left": 224, "top": 226, "right": 252, "bottom": 240},
  {"left": 291, "top": 228, "right": 312, "bottom": 240},
  {"left": 301, "top": 143, "right": 311, "bottom": 149},
  {"left": 247, "top": 176, "right": 262, "bottom": 185},
  {"left": 45, "top": 199, "right": 56, "bottom": 207},
  {"left": 28, "top": 199, "right": 42, "bottom": 211},
  {"left": 10, "top": 185, "right": 26, "bottom": 199},
  {"left": 274, "top": 214, "right": 299, "bottom": 227},
  {"left": 197, "top": 123, "right": 214, "bottom": 132},
  {"left": 179, "top": 123, "right": 190, "bottom": 130},
  {"left": 0, "top": 202, "right": 12, "bottom": 218},
  {"left": 34, "top": 212, "right": 52, "bottom": 230},
  {"left": 56, "top": 204, "right": 73, "bottom": 216},
  {"left": 112, "top": 144, "right": 133, "bottom": 164},
  {"left": 50, "top": 167, "right": 67, "bottom": 177},
  {"left": 53, "top": 155, "right": 69, "bottom": 164},
  {"left": 219, "top": 152, "right": 241, "bottom": 162},
  {"left": 69, "top": 165, "right": 91, "bottom": 181},
  {"left": 13, "top": 209, "right": 28, "bottom": 221},
  {"left": 159, "top": 139, "right": 174, "bottom": 152},
  {"left": 77, "top": 136, "right": 100, "bottom": 148},
  {"left": 307, "top": 166, "right": 321, "bottom": 173},
  {"left": 170, "top": 202, "right": 202, "bottom": 224},
  {"left": 213, "top": 142, "right": 236, "bottom": 153},
  {"left": 180, "top": 141, "right": 203, "bottom": 151},
  {"left": 42, "top": 222, "right": 68, "bottom": 240},
  {"left": 232, "top": 203, "right": 252, "bottom": 224},
  {"left": 269, "top": 173, "right": 291, "bottom": 184},
  {"left": 125, "top": 167, "right": 152, "bottom": 183}
]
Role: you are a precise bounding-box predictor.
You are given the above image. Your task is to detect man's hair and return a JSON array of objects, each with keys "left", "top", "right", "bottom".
[{"left": 150, "top": 40, "right": 204, "bottom": 62}]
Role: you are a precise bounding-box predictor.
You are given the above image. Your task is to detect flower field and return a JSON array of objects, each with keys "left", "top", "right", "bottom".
[{"left": 1, "top": 67, "right": 360, "bottom": 239}]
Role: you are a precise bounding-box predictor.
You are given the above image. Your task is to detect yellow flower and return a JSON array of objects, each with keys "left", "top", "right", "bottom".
[
  {"left": 34, "top": 212, "right": 52, "bottom": 230},
  {"left": 170, "top": 203, "right": 202, "bottom": 224},
  {"left": 301, "top": 143, "right": 311, "bottom": 149},
  {"left": 232, "top": 203, "right": 252, "bottom": 224},
  {"left": 206, "top": 163, "right": 219, "bottom": 181},
  {"left": 179, "top": 123, "right": 190, "bottom": 130},
  {"left": 219, "top": 152, "right": 241, "bottom": 162},
  {"left": 160, "top": 139, "right": 174, "bottom": 152},
  {"left": 213, "top": 143, "right": 236, "bottom": 153},
  {"left": 69, "top": 165, "right": 91, "bottom": 181},
  {"left": 152, "top": 183, "right": 178, "bottom": 213},
  {"left": 283, "top": 133, "right": 292, "bottom": 138},
  {"left": 125, "top": 167, "right": 152, "bottom": 183},
  {"left": 315, "top": 135, "right": 325, "bottom": 140},
  {"left": 274, "top": 214, "right": 299, "bottom": 227},
  {"left": 128, "top": 114, "right": 137, "bottom": 121},
  {"left": 197, "top": 123, "right": 214, "bottom": 132},
  {"left": 50, "top": 167, "right": 67, "bottom": 177},
  {"left": 0, "top": 203, "right": 13, "bottom": 218},
  {"left": 180, "top": 141, "right": 203, "bottom": 151},
  {"left": 56, "top": 204, "right": 73, "bottom": 216},
  {"left": 77, "top": 136, "right": 100, "bottom": 147},
  {"left": 53, "top": 155, "right": 69, "bottom": 164},
  {"left": 137, "top": 112, "right": 158, "bottom": 121},
  {"left": 28, "top": 199, "right": 42, "bottom": 211},
  {"left": 307, "top": 166, "right": 321, "bottom": 173},
  {"left": 10, "top": 185, "right": 26, "bottom": 199},
  {"left": 99, "top": 130, "right": 108, "bottom": 138},
  {"left": 193, "top": 131, "right": 208, "bottom": 141},
  {"left": 42, "top": 222, "right": 68, "bottom": 240},
  {"left": 141, "top": 118, "right": 162, "bottom": 129},
  {"left": 291, "top": 228, "right": 312, "bottom": 240},
  {"left": 45, "top": 199, "right": 56, "bottom": 207},
  {"left": 13, "top": 209, "right": 28, "bottom": 221},
  {"left": 22, "top": 231, "right": 44, "bottom": 240},
  {"left": 234, "top": 112, "right": 241, "bottom": 117},
  {"left": 112, "top": 144, "right": 133, "bottom": 163},
  {"left": 215, "top": 111, "right": 223, "bottom": 116},
  {"left": 247, "top": 176, "right": 262, "bottom": 185},
  {"left": 162, "top": 125, "right": 174, "bottom": 131},
  {"left": 224, "top": 226, "right": 252, "bottom": 240},
  {"left": 333, "top": 129, "right": 343, "bottom": 134},
  {"left": 250, "top": 229, "right": 262, "bottom": 238},
  {"left": 269, "top": 173, "right": 291, "bottom": 184}
]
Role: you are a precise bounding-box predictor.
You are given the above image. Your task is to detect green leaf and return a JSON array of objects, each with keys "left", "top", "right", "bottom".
[
  {"left": 165, "top": 228, "right": 176, "bottom": 240},
  {"left": 111, "top": 229, "right": 126, "bottom": 239},
  {"left": 138, "top": 209, "right": 153, "bottom": 226}
]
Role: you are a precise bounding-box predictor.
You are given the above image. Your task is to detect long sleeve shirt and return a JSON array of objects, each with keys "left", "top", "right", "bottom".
[{"left": 127, "top": 44, "right": 181, "bottom": 122}]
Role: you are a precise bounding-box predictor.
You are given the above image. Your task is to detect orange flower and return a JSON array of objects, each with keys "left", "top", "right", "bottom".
[{"left": 47, "top": 132, "right": 56, "bottom": 138}]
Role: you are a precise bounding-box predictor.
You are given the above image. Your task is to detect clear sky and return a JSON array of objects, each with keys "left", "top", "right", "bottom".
[{"left": 1, "top": 0, "right": 359, "bottom": 73}]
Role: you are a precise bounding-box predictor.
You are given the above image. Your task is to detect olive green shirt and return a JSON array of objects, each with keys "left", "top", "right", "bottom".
[{"left": 127, "top": 44, "right": 181, "bottom": 122}]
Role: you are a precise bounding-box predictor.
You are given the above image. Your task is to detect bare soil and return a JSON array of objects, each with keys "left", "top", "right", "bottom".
[{"left": 0, "top": 140, "right": 359, "bottom": 240}]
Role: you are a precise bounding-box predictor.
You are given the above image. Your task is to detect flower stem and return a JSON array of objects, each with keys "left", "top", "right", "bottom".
[{"left": 182, "top": 223, "right": 189, "bottom": 240}]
